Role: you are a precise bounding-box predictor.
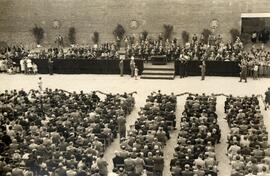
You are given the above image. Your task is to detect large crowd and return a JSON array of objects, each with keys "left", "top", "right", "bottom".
[
  {"left": 125, "top": 33, "right": 244, "bottom": 62},
  {"left": 1, "top": 33, "right": 270, "bottom": 76},
  {"left": 225, "top": 95, "right": 270, "bottom": 176},
  {"left": 0, "top": 88, "right": 135, "bottom": 176},
  {"left": 112, "top": 90, "right": 177, "bottom": 176},
  {"left": 170, "top": 93, "right": 220, "bottom": 176}
]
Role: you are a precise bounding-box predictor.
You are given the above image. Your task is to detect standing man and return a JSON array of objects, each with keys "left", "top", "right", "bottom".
[
  {"left": 48, "top": 58, "right": 54, "bottom": 75},
  {"left": 119, "top": 58, "right": 124, "bottom": 77},
  {"left": 38, "top": 77, "right": 43, "bottom": 92},
  {"left": 239, "top": 61, "right": 247, "bottom": 83},
  {"left": 134, "top": 66, "right": 139, "bottom": 80},
  {"left": 20, "top": 57, "right": 25, "bottom": 74},
  {"left": 179, "top": 56, "right": 187, "bottom": 78},
  {"left": 253, "top": 63, "right": 259, "bottom": 80},
  {"left": 265, "top": 88, "right": 270, "bottom": 110},
  {"left": 117, "top": 114, "right": 126, "bottom": 140},
  {"left": 199, "top": 60, "right": 206, "bottom": 81},
  {"left": 96, "top": 153, "right": 108, "bottom": 176},
  {"left": 130, "top": 56, "right": 135, "bottom": 77}
]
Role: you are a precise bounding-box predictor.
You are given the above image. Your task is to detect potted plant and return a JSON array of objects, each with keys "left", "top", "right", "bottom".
[
  {"left": 201, "top": 29, "right": 212, "bottom": 44},
  {"left": 68, "top": 27, "right": 76, "bottom": 47},
  {"left": 182, "top": 30, "right": 190, "bottom": 44},
  {"left": 31, "top": 24, "right": 44, "bottom": 47},
  {"left": 141, "top": 30, "right": 148, "bottom": 41},
  {"left": 113, "top": 24, "right": 125, "bottom": 48},
  {"left": 92, "top": 31, "right": 99, "bottom": 48},
  {"left": 163, "top": 24, "right": 174, "bottom": 41}
]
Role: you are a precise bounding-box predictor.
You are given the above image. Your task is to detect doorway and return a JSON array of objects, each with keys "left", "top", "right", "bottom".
[{"left": 241, "top": 13, "right": 270, "bottom": 43}]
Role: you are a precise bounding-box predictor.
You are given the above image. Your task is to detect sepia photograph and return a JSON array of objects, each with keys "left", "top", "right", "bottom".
[{"left": 0, "top": 0, "right": 270, "bottom": 175}]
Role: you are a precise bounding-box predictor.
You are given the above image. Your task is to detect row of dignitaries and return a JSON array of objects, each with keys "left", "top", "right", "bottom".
[
  {"left": 112, "top": 90, "right": 177, "bottom": 176},
  {"left": 225, "top": 95, "right": 270, "bottom": 176},
  {"left": 0, "top": 88, "right": 136, "bottom": 176},
  {"left": 170, "top": 93, "right": 220, "bottom": 176}
]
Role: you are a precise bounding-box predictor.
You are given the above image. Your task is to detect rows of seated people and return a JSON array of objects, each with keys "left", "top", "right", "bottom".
[
  {"left": 124, "top": 33, "right": 244, "bottom": 61},
  {"left": 112, "top": 90, "right": 177, "bottom": 176},
  {"left": 1, "top": 34, "right": 270, "bottom": 66},
  {"left": 28, "top": 44, "right": 119, "bottom": 60},
  {"left": 0, "top": 42, "right": 119, "bottom": 61},
  {"left": 170, "top": 93, "right": 220, "bottom": 176},
  {"left": 225, "top": 95, "right": 270, "bottom": 176},
  {"left": 0, "top": 88, "right": 135, "bottom": 176}
]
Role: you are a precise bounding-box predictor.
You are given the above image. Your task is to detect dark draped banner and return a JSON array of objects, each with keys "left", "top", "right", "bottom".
[
  {"left": 175, "top": 60, "right": 240, "bottom": 77},
  {"left": 13, "top": 58, "right": 240, "bottom": 76},
  {"left": 12, "top": 58, "right": 144, "bottom": 75}
]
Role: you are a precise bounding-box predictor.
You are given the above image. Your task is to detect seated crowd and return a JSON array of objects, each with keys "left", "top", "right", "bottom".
[
  {"left": 112, "top": 90, "right": 177, "bottom": 176},
  {"left": 170, "top": 93, "right": 220, "bottom": 176},
  {"left": 225, "top": 95, "right": 270, "bottom": 176},
  {"left": 28, "top": 43, "right": 119, "bottom": 60},
  {"left": 0, "top": 88, "right": 135, "bottom": 176},
  {"left": 124, "top": 33, "right": 244, "bottom": 61},
  {"left": 1, "top": 32, "right": 270, "bottom": 76}
]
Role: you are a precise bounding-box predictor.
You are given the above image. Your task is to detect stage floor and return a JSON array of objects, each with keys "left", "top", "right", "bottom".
[{"left": 0, "top": 73, "right": 269, "bottom": 176}]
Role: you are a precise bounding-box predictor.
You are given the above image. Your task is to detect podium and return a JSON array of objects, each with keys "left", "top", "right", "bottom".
[
  {"left": 118, "top": 48, "right": 126, "bottom": 60},
  {"left": 151, "top": 55, "right": 167, "bottom": 65}
]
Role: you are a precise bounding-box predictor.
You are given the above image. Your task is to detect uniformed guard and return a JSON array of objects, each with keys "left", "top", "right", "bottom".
[
  {"left": 119, "top": 58, "right": 124, "bottom": 77},
  {"left": 239, "top": 62, "right": 247, "bottom": 83},
  {"left": 199, "top": 60, "right": 206, "bottom": 81},
  {"left": 48, "top": 58, "right": 54, "bottom": 75}
]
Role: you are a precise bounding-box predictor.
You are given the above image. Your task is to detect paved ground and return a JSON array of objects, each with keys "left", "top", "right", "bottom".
[{"left": 0, "top": 73, "right": 269, "bottom": 176}]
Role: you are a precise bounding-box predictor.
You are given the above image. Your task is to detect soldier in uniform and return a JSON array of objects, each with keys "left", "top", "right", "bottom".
[
  {"left": 239, "top": 62, "right": 248, "bottom": 83},
  {"left": 119, "top": 58, "right": 124, "bottom": 77},
  {"left": 199, "top": 60, "right": 206, "bottom": 81}
]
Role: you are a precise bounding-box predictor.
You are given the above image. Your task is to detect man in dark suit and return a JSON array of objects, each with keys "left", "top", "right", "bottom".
[
  {"left": 112, "top": 151, "right": 125, "bottom": 169},
  {"left": 153, "top": 152, "right": 164, "bottom": 176}
]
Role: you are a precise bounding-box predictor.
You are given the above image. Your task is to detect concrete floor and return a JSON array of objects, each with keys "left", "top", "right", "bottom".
[{"left": 0, "top": 73, "right": 269, "bottom": 176}]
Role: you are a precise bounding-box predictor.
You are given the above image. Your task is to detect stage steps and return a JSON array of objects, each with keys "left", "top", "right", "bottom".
[{"left": 141, "top": 63, "right": 175, "bottom": 80}]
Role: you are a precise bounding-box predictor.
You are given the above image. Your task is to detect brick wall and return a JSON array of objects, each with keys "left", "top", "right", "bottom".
[{"left": 0, "top": 0, "right": 270, "bottom": 49}]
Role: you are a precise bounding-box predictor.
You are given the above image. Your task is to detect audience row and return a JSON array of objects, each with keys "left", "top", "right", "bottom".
[
  {"left": 225, "top": 95, "right": 270, "bottom": 176},
  {"left": 0, "top": 89, "right": 135, "bottom": 176},
  {"left": 112, "top": 90, "right": 177, "bottom": 176},
  {"left": 170, "top": 93, "right": 220, "bottom": 176}
]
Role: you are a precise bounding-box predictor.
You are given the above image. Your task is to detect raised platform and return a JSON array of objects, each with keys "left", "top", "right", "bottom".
[{"left": 141, "top": 62, "right": 175, "bottom": 80}]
